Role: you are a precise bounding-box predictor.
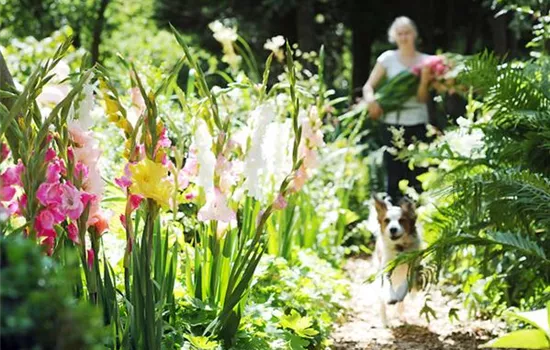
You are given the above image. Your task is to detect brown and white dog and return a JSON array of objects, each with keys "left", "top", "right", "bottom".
[{"left": 372, "top": 195, "right": 420, "bottom": 327}]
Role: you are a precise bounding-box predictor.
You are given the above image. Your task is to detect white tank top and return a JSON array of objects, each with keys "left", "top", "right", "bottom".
[{"left": 376, "top": 50, "right": 430, "bottom": 126}]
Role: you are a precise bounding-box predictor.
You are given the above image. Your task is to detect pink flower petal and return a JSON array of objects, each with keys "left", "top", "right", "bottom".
[
  {"left": 67, "top": 222, "right": 80, "bottom": 244},
  {"left": 87, "top": 249, "right": 95, "bottom": 270},
  {"left": 129, "top": 194, "right": 143, "bottom": 212}
]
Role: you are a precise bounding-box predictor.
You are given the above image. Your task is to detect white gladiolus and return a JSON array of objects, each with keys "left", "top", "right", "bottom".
[
  {"left": 194, "top": 119, "right": 216, "bottom": 191},
  {"left": 208, "top": 21, "right": 238, "bottom": 45},
  {"left": 78, "top": 84, "right": 95, "bottom": 127},
  {"left": 444, "top": 117, "right": 485, "bottom": 158},
  {"left": 263, "top": 35, "right": 285, "bottom": 52},
  {"left": 263, "top": 120, "right": 293, "bottom": 189},
  {"left": 242, "top": 103, "right": 275, "bottom": 200}
]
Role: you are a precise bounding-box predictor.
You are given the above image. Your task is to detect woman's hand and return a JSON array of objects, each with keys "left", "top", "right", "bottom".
[
  {"left": 420, "top": 65, "right": 433, "bottom": 86},
  {"left": 367, "top": 100, "right": 383, "bottom": 120}
]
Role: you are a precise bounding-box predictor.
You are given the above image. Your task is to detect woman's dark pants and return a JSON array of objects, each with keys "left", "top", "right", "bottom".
[{"left": 381, "top": 123, "right": 429, "bottom": 202}]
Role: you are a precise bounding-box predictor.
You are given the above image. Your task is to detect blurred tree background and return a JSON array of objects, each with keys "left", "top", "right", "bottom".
[{"left": 2, "top": 0, "right": 547, "bottom": 95}]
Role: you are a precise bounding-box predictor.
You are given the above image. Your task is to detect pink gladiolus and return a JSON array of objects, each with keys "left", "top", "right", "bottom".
[
  {"left": 115, "top": 175, "right": 132, "bottom": 190},
  {"left": 15, "top": 194, "right": 27, "bottom": 216},
  {"left": 290, "top": 165, "right": 308, "bottom": 193},
  {"left": 273, "top": 194, "right": 288, "bottom": 210},
  {"left": 177, "top": 171, "right": 190, "bottom": 190},
  {"left": 182, "top": 150, "right": 198, "bottom": 177},
  {"left": 80, "top": 191, "right": 96, "bottom": 207},
  {"left": 197, "top": 187, "right": 236, "bottom": 223},
  {"left": 45, "top": 148, "right": 57, "bottom": 162},
  {"left": 89, "top": 211, "right": 109, "bottom": 236},
  {"left": 67, "top": 146, "right": 74, "bottom": 161},
  {"left": 0, "top": 143, "right": 10, "bottom": 163},
  {"left": 67, "top": 222, "right": 80, "bottom": 244},
  {"left": 36, "top": 182, "right": 63, "bottom": 206},
  {"left": 130, "top": 86, "right": 146, "bottom": 117},
  {"left": 129, "top": 194, "right": 143, "bottom": 211},
  {"left": 45, "top": 159, "right": 66, "bottom": 183},
  {"left": 120, "top": 214, "right": 127, "bottom": 229},
  {"left": 87, "top": 249, "right": 95, "bottom": 270},
  {"left": 60, "top": 182, "right": 84, "bottom": 220},
  {"left": 157, "top": 128, "right": 171, "bottom": 148},
  {"left": 185, "top": 191, "right": 197, "bottom": 201},
  {"left": 1, "top": 161, "right": 24, "bottom": 186},
  {"left": 74, "top": 161, "right": 89, "bottom": 180},
  {"left": 41, "top": 235, "right": 55, "bottom": 256},
  {"left": 0, "top": 186, "right": 16, "bottom": 202},
  {"left": 35, "top": 208, "right": 58, "bottom": 231}
]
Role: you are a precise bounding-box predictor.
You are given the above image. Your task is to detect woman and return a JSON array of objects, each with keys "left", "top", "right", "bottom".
[{"left": 362, "top": 16, "right": 433, "bottom": 202}]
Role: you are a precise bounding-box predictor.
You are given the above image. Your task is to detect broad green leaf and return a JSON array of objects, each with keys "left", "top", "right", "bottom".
[
  {"left": 480, "top": 329, "right": 550, "bottom": 349},
  {"left": 509, "top": 307, "right": 550, "bottom": 337},
  {"left": 285, "top": 332, "right": 310, "bottom": 350},
  {"left": 184, "top": 334, "right": 220, "bottom": 350},
  {"left": 279, "top": 310, "right": 319, "bottom": 338}
]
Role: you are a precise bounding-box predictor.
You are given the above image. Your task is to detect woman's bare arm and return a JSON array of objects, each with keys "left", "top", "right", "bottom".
[
  {"left": 363, "top": 63, "right": 386, "bottom": 119},
  {"left": 363, "top": 63, "right": 386, "bottom": 103}
]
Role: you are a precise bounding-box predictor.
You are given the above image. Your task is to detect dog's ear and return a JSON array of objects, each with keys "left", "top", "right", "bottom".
[
  {"left": 399, "top": 197, "right": 416, "bottom": 219},
  {"left": 373, "top": 194, "right": 387, "bottom": 216}
]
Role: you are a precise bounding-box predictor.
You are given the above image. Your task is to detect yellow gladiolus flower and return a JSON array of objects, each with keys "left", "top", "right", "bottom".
[{"left": 129, "top": 158, "right": 172, "bottom": 208}]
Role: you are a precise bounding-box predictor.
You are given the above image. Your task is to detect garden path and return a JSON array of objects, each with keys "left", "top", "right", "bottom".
[{"left": 330, "top": 257, "right": 505, "bottom": 350}]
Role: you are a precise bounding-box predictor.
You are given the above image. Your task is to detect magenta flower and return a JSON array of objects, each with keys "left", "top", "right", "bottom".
[
  {"left": 60, "top": 182, "right": 85, "bottom": 220},
  {"left": 115, "top": 175, "right": 132, "bottom": 190},
  {"left": 45, "top": 159, "right": 66, "bottom": 183},
  {"left": 1, "top": 161, "right": 24, "bottom": 186},
  {"left": 67, "top": 222, "right": 80, "bottom": 244},
  {"left": 129, "top": 194, "right": 143, "bottom": 211},
  {"left": 157, "top": 127, "right": 171, "bottom": 148},
  {"left": 35, "top": 208, "right": 63, "bottom": 233},
  {"left": 0, "top": 186, "right": 16, "bottom": 202},
  {"left": 120, "top": 214, "right": 127, "bottom": 229},
  {"left": 45, "top": 148, "right": 56, "bottom": 162},
  {"left": 36, "top": 182, "right": 63, "bottom": 206},
  {"left": 197, "top": 187, "right": 236, "bottom": 223},
  {"left": 87, "top": 249, "right": 95, "bottom": 270},
  {"left": 0, "top": 143, "right": 10, "bottom": 163},
  {"left": 273, "top": 193, "right": 288, "bottom": 210},
  {"left": 74, "top": 161, "right": 89, "bottom": 181}
]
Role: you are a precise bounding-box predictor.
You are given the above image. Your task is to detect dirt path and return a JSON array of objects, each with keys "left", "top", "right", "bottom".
[{"left": 330, "top": 257, "right": 506, "bottom": 350}]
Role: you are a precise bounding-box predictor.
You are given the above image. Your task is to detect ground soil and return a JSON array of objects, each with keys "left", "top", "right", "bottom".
[{"left": 330, "top": 257, "right": 508, "bottom": 350}]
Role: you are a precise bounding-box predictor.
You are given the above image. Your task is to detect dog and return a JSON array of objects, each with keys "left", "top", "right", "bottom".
[{"left": 372, "top": 195, "right": 421, "bottom": 327}]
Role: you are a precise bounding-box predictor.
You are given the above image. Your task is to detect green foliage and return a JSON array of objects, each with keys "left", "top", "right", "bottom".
[
  {"left": 481, "top": 302, "right": 550, "bottom": 348},
  {"left": 402, "top": 51, "right": 550, "bottom": 318},
  {"left": 0, "top": 236, "right": 105, "bottom": 349}
]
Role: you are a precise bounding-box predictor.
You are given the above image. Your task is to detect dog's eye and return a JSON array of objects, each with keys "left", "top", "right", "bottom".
[
  {"left": 384, "top": 218, "right": 390, "bottom": 224},
  {"left": 399, "top": 218, "right": 406, "bottom": 225}
]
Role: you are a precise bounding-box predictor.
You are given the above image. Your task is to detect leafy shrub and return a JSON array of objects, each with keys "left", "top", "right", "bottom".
[{"left": 0, "top": 236, "right": 105, "bottom": 349}]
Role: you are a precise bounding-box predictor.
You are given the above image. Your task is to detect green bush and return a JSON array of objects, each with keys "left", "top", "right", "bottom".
[{"left": 0, "top": 236, "right": 105, "bottom": 350}]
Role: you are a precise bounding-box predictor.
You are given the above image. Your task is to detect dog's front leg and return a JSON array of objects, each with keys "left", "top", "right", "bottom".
[
  {"left": 396, "top": 301, "right": 407, "bottom": 324},
  {"left": 379, "top": 297, "right": 388, "bottom": 327}
]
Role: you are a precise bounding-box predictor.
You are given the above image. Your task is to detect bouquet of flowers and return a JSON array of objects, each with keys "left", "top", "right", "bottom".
[{"left": 375, "top": 54, "right": 456, "bottom": 114}]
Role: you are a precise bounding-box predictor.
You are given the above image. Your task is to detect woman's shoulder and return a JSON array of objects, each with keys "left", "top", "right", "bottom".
[{"left": 377, "top": 50, "right": 397, "bottom": 64}]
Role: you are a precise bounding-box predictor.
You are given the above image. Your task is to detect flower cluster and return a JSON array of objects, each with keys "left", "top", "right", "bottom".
[
  {"left": 264, "top": 35, "right": 285, "bottom": 62},
  {"left": 293, "top": 106, "right": 325, "bottom": 192},
  {"left": 0, "top": 144, "right": 23, "bottom": 221},
  {"left": 412, "top": 55, "right": 450, "bottom": 78},
  {"left": 209, "top": 20, "right": 241, "bottom": 70}
]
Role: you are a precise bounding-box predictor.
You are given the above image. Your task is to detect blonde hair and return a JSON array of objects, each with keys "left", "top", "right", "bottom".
[{"left": 387, "top": 16, "right": 418, "bottom": 44}]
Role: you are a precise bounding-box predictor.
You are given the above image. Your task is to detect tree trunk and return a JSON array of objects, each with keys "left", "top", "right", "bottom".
[
  {"left": 489, "top": 13, "right": 508, "bottom": 56},
  {"left": 350, "top": 2, "right": 374, "bottom": 99},
  {"left": 296, "top": 0, "right": 316, "bottom": 52},
  {"left": 91, "top": 0, "right": 111, "bottom": 65}
]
